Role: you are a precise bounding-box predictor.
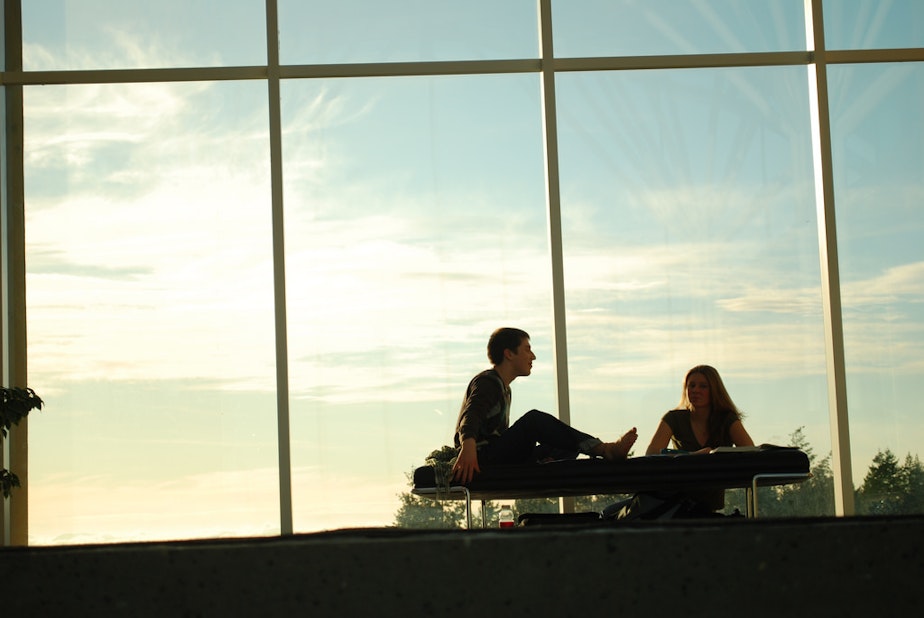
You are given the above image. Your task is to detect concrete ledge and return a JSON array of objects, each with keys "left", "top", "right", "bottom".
[{"left": 3, "top": 516, "right": 921, "bottom": 617}]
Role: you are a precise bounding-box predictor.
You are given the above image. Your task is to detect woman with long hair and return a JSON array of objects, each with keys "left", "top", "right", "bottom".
[
  {"left": 644, "top": 365, "right": 755, "bottom": 512},
  {"left": 646, "top": 364, "right": 754, "bottom": 455}
]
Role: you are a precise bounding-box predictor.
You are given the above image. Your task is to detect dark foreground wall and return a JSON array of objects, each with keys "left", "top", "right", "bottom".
[{"left": 3, "top": 516, "right": 920, "bottom": 617}]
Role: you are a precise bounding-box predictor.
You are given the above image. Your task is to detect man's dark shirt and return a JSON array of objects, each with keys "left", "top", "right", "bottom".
[{"left": 454, "top": 368, "right": 510, "bottom": 447}]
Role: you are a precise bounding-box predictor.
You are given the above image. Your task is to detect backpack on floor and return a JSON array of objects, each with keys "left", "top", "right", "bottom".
[{"left": 603, "top": 492, "right": 701, "bottom": 521}]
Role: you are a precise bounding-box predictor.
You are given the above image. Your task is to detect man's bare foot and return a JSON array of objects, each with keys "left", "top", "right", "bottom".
[{"left": 600, "top": 427, "right": 638, "bottom": 461}]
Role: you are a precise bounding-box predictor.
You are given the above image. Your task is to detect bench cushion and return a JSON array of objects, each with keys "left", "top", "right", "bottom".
[{"left": 412, "top": 445, "right": 810, "bottom": 501}]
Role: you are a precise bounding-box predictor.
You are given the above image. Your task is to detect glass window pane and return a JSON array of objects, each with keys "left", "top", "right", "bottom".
[
  {"left": 553, "top": 0, "right": 807, "bottom": 57},
  {"left": 556, "top": 67, "right": 833, "bottom": 515},
  {"left": 829, "top": 62, "right": 924, "bottom": 514},
  {"left": 278, "top": 0, "right": 539, "bottom": 64},
  {"left": 22, "top": 0, "right": 266, "bottom": 70},
  {"left": 25, "top": 81, "right": 279, "bottom": 544},
  {"left": 280, "top": 74, "right": 552, "bottom": 531},
  {"left": 824, "top": 0, "right": 924, "bottom": 50}
]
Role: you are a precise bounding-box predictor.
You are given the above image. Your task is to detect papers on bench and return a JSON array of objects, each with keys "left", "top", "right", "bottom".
[{"left": 710, "top": 446, "right": 763, "bottom": 454}]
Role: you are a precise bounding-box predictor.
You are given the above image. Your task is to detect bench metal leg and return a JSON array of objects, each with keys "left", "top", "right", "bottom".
[
  {"left": 749, "top": 473, "right": 812, "bottom": 518},
  {"left": 462, "top": 497, "right": 489, "bottom": 529}
]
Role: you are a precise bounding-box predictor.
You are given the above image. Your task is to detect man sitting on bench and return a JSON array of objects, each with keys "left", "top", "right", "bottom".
[{"left": 451, "top": 327, "right": 638, "bottom": 484}]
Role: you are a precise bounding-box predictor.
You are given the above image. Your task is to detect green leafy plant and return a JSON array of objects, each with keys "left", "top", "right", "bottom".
[
  {"left": 1, "top": 387, "right": 43, "bottom": 498},
  {"left": 425, "top": 444, "right": 459, "bottom": 496}
]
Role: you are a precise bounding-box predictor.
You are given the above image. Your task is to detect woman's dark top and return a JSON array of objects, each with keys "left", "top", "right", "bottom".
[
  {"left": 663, "top": 408, "right": 737, "bottom": 451},
  {"left": 662, "top": 409, "right": 739, "bottom": 511}
]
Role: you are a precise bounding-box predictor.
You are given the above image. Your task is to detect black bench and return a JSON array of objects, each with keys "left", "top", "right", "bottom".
[{"left": 412, "top": 445, "right": 811, "bottom": 527}]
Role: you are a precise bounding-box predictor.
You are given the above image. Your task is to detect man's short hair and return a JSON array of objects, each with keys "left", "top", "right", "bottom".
[{"left": 487, "top": 327, "right": 529, "bottom": 365}]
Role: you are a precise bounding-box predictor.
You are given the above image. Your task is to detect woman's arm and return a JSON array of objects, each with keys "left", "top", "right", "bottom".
[
  {"left": 729, "top": 420, "right": 755, "bottom": 447},
  {"left": 645, "top": 420, "right": 674, "bottom": 455}
]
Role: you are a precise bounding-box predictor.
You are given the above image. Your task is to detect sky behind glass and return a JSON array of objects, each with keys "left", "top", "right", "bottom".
[{"left": 17, "top": 0, "right": 924, "bottom": 544}]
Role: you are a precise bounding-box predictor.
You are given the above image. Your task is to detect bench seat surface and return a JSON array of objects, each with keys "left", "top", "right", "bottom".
[{"left": 412, "top": 446, "right": 810, "bottom": 500}]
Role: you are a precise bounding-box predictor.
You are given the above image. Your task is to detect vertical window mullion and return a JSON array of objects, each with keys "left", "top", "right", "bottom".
[
  {"left": 805, "top": 0, "right": 855, "bottom": 516},
  {"left": 265, "top": 0, "right": 293, "bottom": 535},
  {"left": 538, "top": 0, "right": 571, "bottom": 427}
]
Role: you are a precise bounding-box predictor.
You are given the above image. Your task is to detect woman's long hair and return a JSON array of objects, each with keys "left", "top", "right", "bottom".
[{"left": 678, "top": 364, "right": 743, "bottom": 446}]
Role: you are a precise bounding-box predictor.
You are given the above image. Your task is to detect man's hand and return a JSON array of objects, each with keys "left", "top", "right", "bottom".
[{"left": 451, "top": 438, "right": 480, "bottom": 484}]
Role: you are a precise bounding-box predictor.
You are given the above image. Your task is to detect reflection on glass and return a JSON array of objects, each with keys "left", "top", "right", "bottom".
[
  {"left": 24, "top": 81, "right": 279, "bottom": 544},
  {"left": 278, "top": 0, "right": 538, "bottom": 64},
  {"left": 556, "top": 67, "right": 833, "bottom": 515},
  {"left": 280, "top": 74, "right": 552, "bottom": 531},
  {"left": 22, "top": 0, "right": 266, "bottom": 70},
  {"left": 829, "top": 63, "right": 924, "bottom": 514},
  {"left": 824, "top": 0, "right": 924, "bottom": 51},
  {"left": 553, "top": 0, "right": 806, "bottom": 57}
]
